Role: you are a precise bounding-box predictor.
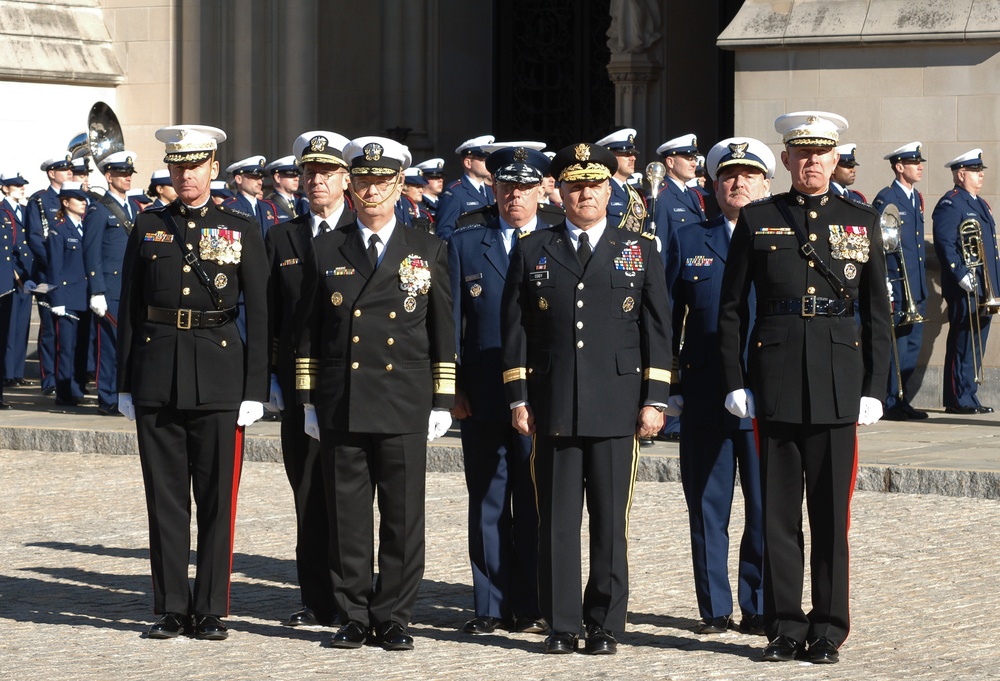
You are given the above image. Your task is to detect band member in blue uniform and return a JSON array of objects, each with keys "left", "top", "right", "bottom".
[
  {"left": 400, "top": 168, "right": 434, "bottom": 233},
  {"left": 665, "top": 137, "right": 772, "bottom": 637},
  {"left": 932, "top": 149, "right": 999, "bottom": 414},
  {"left": 415, "top": 158, "right": 445, "bottom": 217},
  {"left": 222, "top": 156, "right": 281, "bottom": 237},
  {"left": 831, "top": 144, "right": 867, "bottom": 203},
  {"left": 1, "top": 172, "right": 35, "bottom": 391},
  {"left": 435, "top": 135, "right": 496, "bottom": 240},
  {"left": 449, "top": 145, "right": 548, "bottom": 638},
  {"left": 147, "top": 169, "right": 176, "bottom": 209},
  {"left": 719, "top": 112, "right": 891, "bottom": 665},
  {"left": 82, "top": 150, "right": 144, "bottom": 416},
  {"left": 265, "top": 155, "right": 305, "bottom": 220},
  {"left": 595, "top": 128, "right": 648, "bottom": 234},
  {"left": 118, "top": 125, "right": 268, "bottom": 641},
  {"left": 502, "top": 143, "right": 673, "bottom": 655},
  {"left": 873, "top": 142, "right": 929, "bottom": 420},
  {"left": 651, "top": 134, "right": 706, "bottom": 245},
  {"left": 265, "top": 129, "right": 352, "bottom": 627}
]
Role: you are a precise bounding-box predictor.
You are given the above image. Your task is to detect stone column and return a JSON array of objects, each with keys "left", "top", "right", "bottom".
[
  {"left": 381, "top": 0, "right": 433, "bottom": 158},
  {"left": 606, "top": 0, "right": 663, "bottom": 160}
]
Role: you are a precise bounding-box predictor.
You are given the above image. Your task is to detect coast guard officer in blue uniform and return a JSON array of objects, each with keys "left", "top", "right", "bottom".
[
  {"left": 435, "top": 135, "right": 496, "bottom": 240},
  {"left": 449, "top": 145, "right": 548, "bottom": 638},
  {"left": 83, "top": 150, "right": 144, "bottom": 416},
  {"left": 148, "top": 169, "right": 176, "bottom": 209},
  {"left": 932, "top": 149, "right": 999, "bottom": 414},
  {"left": 2, "top": 172, "right": 35, "bottom": 391},
  {"left": 25, "top": 153, "right": 74, "bottom": 396},
  {"left": 0, "top": 172, "right": 33, "bottom": 407},
  {"left": 651, "top": 134, "right": 706, "bottom": 244},
  {"left": 873, "top": 142, "right": 929, "bottom": 420},
  {"left": 665, "top": 137, "right": 770, "bottom": 637},
  {"left": 266, "top": 155, "right": 308, "bottom": 220},
  {"left": 595, "top": 128, "right": 648, "bottom": 234},
  {"left": 415, "top": 158, "right": 445, "bottom": 217},
  {"left": 222, "top": 156, "right": 281, "bottom": 237},
  {"left": 831, "top": 144, "right": 867, "bottom": 203}
]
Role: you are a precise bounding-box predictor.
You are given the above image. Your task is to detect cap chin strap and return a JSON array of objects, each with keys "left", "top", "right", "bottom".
[{"left": 350, "top": 176, "right": 400, "bottom": 209}]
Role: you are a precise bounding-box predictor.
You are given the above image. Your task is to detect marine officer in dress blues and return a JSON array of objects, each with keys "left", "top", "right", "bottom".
[
  {"left": 25, "top": 153, "right": 74, "bottom": 396},
  {"left": 449, "top": 145, "right": 548, "bottom": 638},
  {"left": 665, "top": 137, "right": 770, "bottom": 637},
  {"left": 501, "top": 143, "right": 673, "bottom": 655},
  {"left": 222, "top": 156, "right": 281, "bottom": 237},
  {"left": 831, "top": 144, "right": 867, "bottom": 203},
  {"left": 147, "top": 169, "right": 177, "bottom": 209},
  {"left": 932, "top": 149, "right": 999, "bottom": 415},
  {"left": 296, "top": 136, "right": 456, "bottom": 652},
  {"left": 651, "top": 134, "right": 706, "bottom": 244},
  {"left": 873, "top": 142, "right": 929, "bottom": 420},
  {"left": 415, "top": 157, "right": 445, "bottom": 217},
  {"left": 265, "top": 155, "right": 306, "bottom": 220},
  {"left": 435, "top": 135, "right": 496, "bottom": 240},
  {"left": 595, "top": 128, "right": 648, "bottom": 234},
  {"left": 718, "top": 112, "right": 891, "bottom": 665},
  {"left": 82, "top": 150, "right": 145, "bottom": 416},
  {"left": 118, "top": 124, "right": 269, "bottom": 641},
  {"left": 265, "top": 129, "right": 352, "bottom": 628},
  {"left": 1, "top": 172, "right": 35, "bottom": 392}
]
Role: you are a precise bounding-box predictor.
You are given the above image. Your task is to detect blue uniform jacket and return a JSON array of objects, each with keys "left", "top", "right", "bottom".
[
  {"left": 25, "top": 187, "right": 62, "bottom": 278},
  {"left": 652, "top": 179, "right": 705, "bottom": 243},
  {"left": 872, "top": 182, "right": 928, "bottom": 307},
  {"left": 435, "top": 176, "right": 494, "bottom": 241},
  {"left": 0, "top": 200, "right": 32, "bottom": 289},
  {"left": 82, "top": 195, "right": 143, "bottom": 301},
  {"left": 45, "top": 218, "right": 88, "bottom": 312},
  {"left": 933, "top": 186, "right": 1000, "bottom": 300},
  {"left": 222, "top": 194, "right": 281, "bottom": 238}
]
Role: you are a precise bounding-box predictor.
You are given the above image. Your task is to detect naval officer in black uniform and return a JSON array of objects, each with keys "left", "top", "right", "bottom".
[
  {"left": 718, "top": 112, "right": 891, "bottom": 665},
  {"left": 501, "top": 143, "right": 673, "bottom": 655},
  {"left": 296, "top": 136, "right": 456, "bottom": 651},
  {"left": 117, "top": 124, "right": 269, "bottom": 641}
]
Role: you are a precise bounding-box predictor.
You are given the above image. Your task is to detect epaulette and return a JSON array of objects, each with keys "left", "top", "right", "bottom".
[
  {"left": 455, "top": 204, "right": 496, "bottom": 228},
  {"left": 145, "top": 202, "right": 169, "bottom": 212},
  {"left": 832, "top": 192, "right": 879, "bottom": 217},
  {"left": 451, "top": 222, "right": 489, "bottom": 237},
  {"left": 640, "top": 231, "right": 655, "bottom": 240},
  {"left": 216, "top": 203, "right": 255, "bottom": 222},
  {"left": 537, "top": 202, "right": 565, "bottom": 225}
]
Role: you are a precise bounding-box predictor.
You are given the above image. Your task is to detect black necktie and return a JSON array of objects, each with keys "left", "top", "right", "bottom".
[
  {"left": 367, "top": 233, "right": 381, "bottom": 268},
  {"left": 316, "top": 220, "right": 329, "bottom": 238},
  {"left": 577, "top": 231, "right": 592, "bottom": 268}
]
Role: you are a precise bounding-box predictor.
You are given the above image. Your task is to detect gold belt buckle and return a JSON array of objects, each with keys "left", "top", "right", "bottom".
[
  {"left": 176, "top": 309, "right": 193, "bottom": 330},
  {"left": 801, "top": 295, "right": 816, "bottom": 317}
]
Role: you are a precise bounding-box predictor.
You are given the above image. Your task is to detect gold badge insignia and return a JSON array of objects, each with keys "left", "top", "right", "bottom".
[
  {"left": 623, "top": 296, "right": 635, "bottom": 313},
  {"left": 403, "top": 296, "right": 417, "bottom": 312},
  {"left": 538, "top": 297, "right": 549, "bottom": 311},
  {"left": 470, "top": 283, "right": 483, "bottom": 297},
  {"left": 126, "top": 156, "right": 134, "bottom": 165},
  {"left": 691, "top": 135, "right": 697, "bottom": 147},
  {"left": 513, "top": 147, "right": 528, "bottom": 162},
  {"left": 364, "top": 143, "right": 384, "bottom": 161},
  {"left": 331, "top": 292, "right": 343, "bottom": 306},
  {"left": 214, "top": 273, "right": 228, "bottom": 289},
  {"left": 729, "top": 141, "right": 748, "bottom": 159},
  {"left": 310, "top": 135, "right": 328, "bottom": 152},
  {"left": 807, "top": 116, "right": 818, "bottom": 124},
  {"left": 844, "top": 263, "right": 857, "bottom": 280},
  {"left": 574, "top": 144, "right": 591, "bottom": 161}
]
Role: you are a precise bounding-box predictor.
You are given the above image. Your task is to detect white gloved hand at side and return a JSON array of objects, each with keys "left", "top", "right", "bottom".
[
  {"left": 303, "top": 404, "right": 320, "bottom": 441},
  {"left": 858, "top": 396, "right": 884, "bottom": 426},
  {"left": 427, "top": 409, "right": 452, "bottom": 442},
  {"left": 89, "top": 294, "right": 108, "bottom": 317},
  {"left": 724, "top": 388, "right": 756, "bottom": 419},
  {"left": 664, "top": 394, "right": 685, "bottom": 417},
  {"left": 959, "top": 272, "right": 976, "bottom": 293},
  {"left": 236, "top": 400, "right": 265, "bottom": 427},
  {"left": 266, "top": 373, "right": 284, "bottom": 412},
  {"left": 886, "top": 277, "right": 894, "bottom": 303},
  {"left": 117, "top": 393, "right": 136, "bottom": 421},
  {"left": 51, "top": 305, "right": 66, "bottom": 317}
]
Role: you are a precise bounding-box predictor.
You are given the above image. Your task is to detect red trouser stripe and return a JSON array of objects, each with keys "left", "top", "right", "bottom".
[{"left": 227, "top": 424, "right": 244, "bottom": 613}]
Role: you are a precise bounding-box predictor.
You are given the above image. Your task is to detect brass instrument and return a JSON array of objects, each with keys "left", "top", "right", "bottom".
[
  {"left": 645, "top": 161, "right": 665, "bottom": 234},
  {"left": 880, "top": 203, "right": 925, "bottom": 326},
  {"left": 959, "top": 218, "right": 1000, "bottom": 383},
  {"left": 86, "top": 101, "right": 125, "bottom": 166}
]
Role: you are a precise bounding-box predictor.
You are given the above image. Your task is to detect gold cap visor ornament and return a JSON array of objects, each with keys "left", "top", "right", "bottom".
[{"left": 550, "top": 142, "right": 618, "bottom": 183}]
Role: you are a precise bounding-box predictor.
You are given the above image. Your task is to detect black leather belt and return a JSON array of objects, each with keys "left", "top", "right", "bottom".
[
  {"left": 762, "top": 296, "right": 855, "bottom": 317},
  {"left": 147, "top": 305, "right": 238, "bottom": 329}
]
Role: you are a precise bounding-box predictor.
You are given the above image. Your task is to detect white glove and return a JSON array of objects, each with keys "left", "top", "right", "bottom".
[
  {"left": 51, "top": 305, "right": 66, "bottom": 317},
  {"left": 265, "top": 373, "right": 285, "bottom": 412},
  {"left": 117, "top": 393, "right": 136, "bottom": 421},
  {"left": 663, "top": 394, "right": 684, "bottom": 416},
  {"left": 959, "top": 272, "right": 976, "bottom": 293},
  {"left": 89, "top": 294, "right": 108, "bottom": 317},
  {"left": 303, "top": 404, "right": 320, "bottom": 441},
  {"left": 858, "top": 396, "right": 884, "bottom": 426},
  {"left": 427, "top": 409, "right": 452, "bottom": 442},
  {"left": 23, "top": 280, "right": 37, "bottom": 293},
  {"left": 236, "top": 400, "right": 264, "bottom": 427},
  {"left": 724, "top": 388, "right": 756, "bottom": 419},
  {"left": 886, "top": 277, "right": 894, "bottom": 303}
]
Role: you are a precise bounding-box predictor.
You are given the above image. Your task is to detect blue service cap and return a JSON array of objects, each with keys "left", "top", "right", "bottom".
[
  {"left": 884, "top": 142, "right": 926, "bottom": 164},
  {"left": 403, "top": 168, "right": 428, "bottom": 186},
  {"left": 595, "top": 128, "right": 637, "bottom": 153},
  {"left": 414, "top": 158, "right": 445, "bottom": 177},
  {"left": 836, "top": 143, "right": 859, "bottom": 168},
  {"left": 265, "top": 155, "right": 299, "bottom": 174},
  {"left": 455, "top": 135, "right": 495, "bottom": 157},
  {"left": 486, "top": 146, "right": 550, "bottom": 184},
  {"left": 706, "top": 137, "right": 775, "bottom": 180},
  {"left": 656, "top": 134, "right": 699, "bottom": 157},
  {"left": 210, "top": 180, "right": 233, "bottom": 198},
  {"left": 0, "top": 171, "right": 28, "bottom": 186},
  {"left": 99, "top": 150, "right": 138, "bottom": 174},
  {"left": 945, "top": 149, "right": 986, "bottom": 170},
  {"left": 149, "top": 169, "right": 171, "bottom": 186},
  {"left": 226, "top": 156, "right": 267, "bottom": 176},
  {"left": 41, "top": 154, "right": 73, "bottom": 172},
  {"left": 59, "top": 181, "right": 88, "bottom": 200}
]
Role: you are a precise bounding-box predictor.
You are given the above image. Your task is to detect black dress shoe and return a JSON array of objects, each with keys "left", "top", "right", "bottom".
[
  {"left": 544, "top": 631, "right": 578, "bottom": 654},
  {"left": 193, "top": 614, "right": 228, "bottom": 640},
  {"left": 287, "top": 607, "right": 321, "bottom": 627},
  {"left": 639, "top": 437, "right": 654, "bottom": 447},
  {"left": 761, "top": 635, "right": 803, "bottom": 662},
  {"left": 331, "top": 620, "right": 369, "bottom": 649},
  {"left": 584, "top": 624, "right": 617, "bottom": 655},
  {"left": 98, "top": 405, "right": 122, "bottom": 417},
  {"left": 738, "top": 614, "right": 766, "bottom": 636},
  {"left": 43, "top": 388, "right": 56, "bottom": 396},
  {"left": 978, "top": 405, "right": 995, "bottom": 414},
  {"left": 147, "top": 612, "right": 189, "bottom": 639},
  {"left": 16, "top": 379, "right": 35, "bottom": 386},
  {"left": 0, "top": 402, "right": 11, "bottom": 410},
  {"left": 945, "top": 405, "right": 979, "bottom": 414},
  {"left": 659, "top": 431, "right": 681, "bottom": 442},
  {"left": 898, "top": 402, "right": 929, "bottom": 419},
  {"left": 462, "top": 616, "right": 502, "bottom": 635},
  {"left": 806, "top": 636, "right": 840, "bottom": 664},
  {"left": 696, "top": 615, "right": 732, "bottom": 634},
  {"left": 513, "top": 616, "right": 547, "bottom": 634},
  {"left": 881, "top": 405, "right": 909, "bottom": 421},
  {"left": 373, "top": 621, "right": 414, "bottom": 651},
  {"left": 54, "top": 396, "right": 83, "bottom": 407}
]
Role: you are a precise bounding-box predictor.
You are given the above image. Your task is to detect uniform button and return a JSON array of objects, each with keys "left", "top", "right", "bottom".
[
  {"left": 527, "top": 367, "right": 533, "bottom": 374},
  {"left": 351, "top": 362, "right": 359, "bottom": 369},
  {"left": 576, "top": 300, "right": 583, "bottom": 308},
  {"left": 352, "top": 336, "right": 360, "bottom": 343},
  {"left": 221, "top": 340, "right": 227, "bottom": 347},
  {"left": 807, "top": 286, "right": 816, "bottom": 294},
  {"left": 809, "top": 233, "right": 817, "bottom": 241},
  {"left": 145, "top": 337, "right": 151, "bottom": 343},
  {"left": 62, "top": 281, "right": 67, "bottom": 285},
  {"left": 389, "top": 311, "right": 396, "bottom": 319},
  {"left": 577, "top": 282, "right": 584, "bottom": 290},
  {"left": 386, "top": 338, "right": 394, "bottom": 345},
  {"left": 693, "top": 275, "right": 699, "bottom": 281},
  {"left": 354, "top": 309, "right": 362, "bottom": 317},
  {"left": 808, "top": 261, "right": 815, "bottom": 268},
  {"left": 809, "top": 211, "right": 818, "bottom": 219},
  {"left": 187, "top": 221, "right": 196, "bottom": 229},
  {"left": 577, "top": 340, "right": 584, "bottom": 348},
  {"left": 757, "top": 341, "right": 762, "bottom": 347},
  {"left": 113, "top": 271, "right": 118, "bottom": 275},
  {"left": 855, "top": 341, "right": 859, "bottom": 347},
  {"left": 151, "top": 254, "right": 157, "bottom": 260},
  {"left": 385, "top": 364, "right": 393, "bottom": 371},
  {"left": 183, "top": 265, "right": 191, "bottom": 273},
  {"left": 576, "top": 321, "right": 583, "bottom": 329},
  {"left": 182, "top": 287, "right": 190, "bottom": 295},
  {"left": 770, "top": 245, "right": 777, "bottom": 251}
]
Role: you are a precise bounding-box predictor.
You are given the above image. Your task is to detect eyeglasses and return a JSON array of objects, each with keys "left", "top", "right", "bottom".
[
  {"left": 304, "top": 169, "right": 347, "bottom": 182},
  {"left": 495, "top": 181, "right": 539, "bottom": 194},
  {"left": 352, "top": 176, "right": 398, "bottom": 193}
]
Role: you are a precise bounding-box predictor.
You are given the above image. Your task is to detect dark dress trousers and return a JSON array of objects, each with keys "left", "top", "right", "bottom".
[
  {"left": 665, "top": 215, "right": 763, "bottom": 624},
  {"left": 24, "top": 187, "right": 61, "bottom": 392},
  {"left": 449, "top": 220, "right": 540, "bottom": 624},
  {"left": 501, "top": 222, "right": 673, "bottom": 635},
  {"left": 718, "top": 190, "right": 891, "bottom": 649},
  {"left": 932, "top": 186, "right": 1000, "bottom": 410},
  {"left": 45, "top": 217, "right": 89, "bottom": 401},
  {"left": 118, "top": 200, "right": 269, "bottom": 618},
  {"left": 295, "top": 221, "right": 455, "bottom": 629},
  {"left": 264, "top": 208, "right": 353, "bottom": 623},
  {"left": 2, "top": 199, "right": 33, "bottom": 384}
]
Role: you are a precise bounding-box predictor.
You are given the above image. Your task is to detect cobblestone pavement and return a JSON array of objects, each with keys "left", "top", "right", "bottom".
[{"left": 1, "top": 449, "right": 998, "bottom": 680}]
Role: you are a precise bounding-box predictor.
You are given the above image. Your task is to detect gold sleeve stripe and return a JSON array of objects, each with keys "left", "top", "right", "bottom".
[
  {"left": 432, "top": 362, "right": 457, "bottom": 369},
  {"left": 503, "top": 368, "right": 527, "bottom": 384},
  {"left": 643, "top": 368, "right": 672, "bottom": 383},
  {"left": 295, "top": 376, "right": 315, "bottom": 390},
  {"left": 434, "top": 379, "right": 456, "bottom": 395}
]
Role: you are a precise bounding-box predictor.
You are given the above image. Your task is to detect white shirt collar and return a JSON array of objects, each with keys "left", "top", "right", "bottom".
[
  {"left": 567, "top": 217, "right": 608, "bottom": 251},
  {"left": 310, "top": 204, "right": 346, "bottom": 238},
  {"left": 893, "top": 179, "right": 914, "bottom": 198},
  {"left": 359, "top": 217, "right": 398, "bottom": 259}
]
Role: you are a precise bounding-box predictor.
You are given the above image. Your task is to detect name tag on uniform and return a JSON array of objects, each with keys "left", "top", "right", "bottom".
[
  {"left": 464, "top": 273, "right": 483, "bottom": 282},
  {"left": 280, "top": 258, "right": 300, "bottom": 267},
  {"left": 529, "top": 271, "right": 550, "bottom": 281}
]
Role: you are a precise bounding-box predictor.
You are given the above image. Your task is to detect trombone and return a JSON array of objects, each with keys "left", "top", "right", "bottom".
[
  {"left": 880, "top": 204, "right": 924, "bottom": 398},
  {"left": 959, "top": 218, "right": 1000, "bottom": 383}
]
